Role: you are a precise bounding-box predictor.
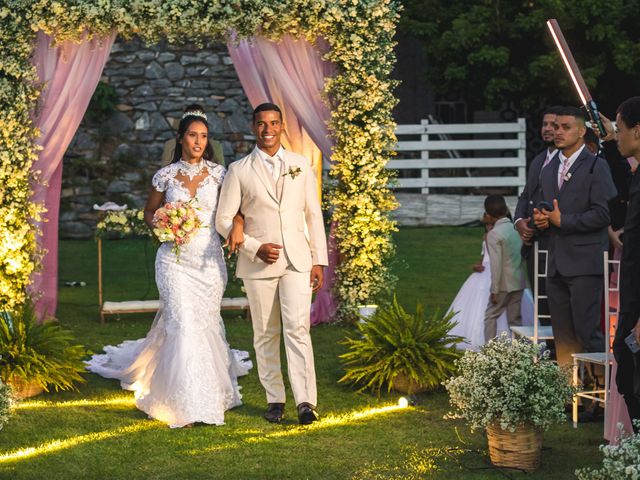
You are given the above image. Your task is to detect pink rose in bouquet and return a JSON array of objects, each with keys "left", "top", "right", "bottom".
[{"left": 152, "top": 200, "right": 202, "bottom": 259}]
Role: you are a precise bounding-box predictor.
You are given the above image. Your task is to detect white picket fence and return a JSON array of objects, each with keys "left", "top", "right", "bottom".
[{"left": 391, "top": 118, "right": 527, "bottom": 194}]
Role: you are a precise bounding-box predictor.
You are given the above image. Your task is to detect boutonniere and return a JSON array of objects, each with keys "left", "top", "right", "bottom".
[
  {"left": 563, "top": 172, "right": 572, "bottom": 182},
  {"left": 283, "top": 166, "right": 302, "bottom": 179}
]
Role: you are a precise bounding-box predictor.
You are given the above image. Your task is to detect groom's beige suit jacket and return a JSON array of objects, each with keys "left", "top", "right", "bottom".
[{"left": 215, "top": 148, "right": 328, "bottom": 276}]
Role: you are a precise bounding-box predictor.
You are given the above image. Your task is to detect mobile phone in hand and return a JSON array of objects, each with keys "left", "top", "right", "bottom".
[
  {"left": 625, "top": 332, "right": 640, "bottom": 353},
  {"left": 537, "top": 201, "right": 554, "bottom": 212}
]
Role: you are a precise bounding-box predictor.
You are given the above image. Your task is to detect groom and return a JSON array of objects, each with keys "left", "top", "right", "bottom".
[{"left": 215, "top": 103, "right": 328, "bottom": 425}]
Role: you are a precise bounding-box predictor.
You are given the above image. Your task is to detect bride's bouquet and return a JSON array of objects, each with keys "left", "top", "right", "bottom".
[{"left": 152, "top": 200, "right": 202, "bottom": 259}]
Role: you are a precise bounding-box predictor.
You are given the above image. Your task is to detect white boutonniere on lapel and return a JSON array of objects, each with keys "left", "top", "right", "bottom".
[
  {"left": 563, "top": 172, "right": 572, "bottom": 182},
  {"left": 283, "top": 166, "right": 302, "bottom": 179}
]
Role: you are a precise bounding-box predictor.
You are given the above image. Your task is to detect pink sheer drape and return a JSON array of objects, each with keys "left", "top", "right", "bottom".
[
  {"left": 228, "top": 35, "right": 338, "bottom": 324},
  {"left": 30, "top": 31, "right": 116, "bottom": 318}
]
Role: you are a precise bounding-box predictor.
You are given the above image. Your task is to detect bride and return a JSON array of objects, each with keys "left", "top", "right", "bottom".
[{"left": 86, "top": 109, "right": 251, "bottom": 428}]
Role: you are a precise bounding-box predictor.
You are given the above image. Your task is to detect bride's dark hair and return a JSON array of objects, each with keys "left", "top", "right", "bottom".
[{"left": 171, "top": 113, "right": 215, "bottom": 164}]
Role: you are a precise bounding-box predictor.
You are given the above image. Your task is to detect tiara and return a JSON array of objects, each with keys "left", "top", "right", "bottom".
[{"left": 182, "top": 111, "right": 207, "bottom": 121}]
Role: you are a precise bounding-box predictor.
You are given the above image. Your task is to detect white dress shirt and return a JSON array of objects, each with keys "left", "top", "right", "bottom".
[
  {"left": 542, "top": 147, "right": 557, "bottom": 171},
  {"left": 557, "top": 144, "right": 585, "bottom": 188},
  {"left": 254, "top": 146, "right": 285, "bottom": 180}
]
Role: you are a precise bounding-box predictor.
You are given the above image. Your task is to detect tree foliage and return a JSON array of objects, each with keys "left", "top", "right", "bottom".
[{"left": 400, "top": 0, "right": 640, "bottom": 114}]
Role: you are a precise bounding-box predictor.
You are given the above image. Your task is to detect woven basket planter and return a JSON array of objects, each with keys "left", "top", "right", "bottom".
[
  {"left": 8, "top": 377, "right": 44, "bottom": 400},
  {"left": 486, "top": 422, "right": 542, "bottom": 473},
  {"left": 391, "top": 373, "right": 429, "bottom": 394}
]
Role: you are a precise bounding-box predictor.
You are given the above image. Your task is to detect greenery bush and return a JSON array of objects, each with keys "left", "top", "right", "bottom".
[
  {"left": 444, "top": 334, "right": 574, "bottom": 432},
  {"left": 576, "top": 420, "right": 640, "bottom": 480},
  {"left": 339, "top": 296, "right": 463, "bottom": 395},
  {"left": 0, "top": 380, "right": 12, "bottom": 429},
  {"left": 0, "top": 302, "right": 87, "bottom": 395}
]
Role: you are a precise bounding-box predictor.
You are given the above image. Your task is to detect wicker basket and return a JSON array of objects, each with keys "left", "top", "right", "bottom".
[
  {"left": 391, "top": 373, "right": 428, "bottom": 394},
  {"left": 486, "top": 422, "right": 542, "bottom": 473}
]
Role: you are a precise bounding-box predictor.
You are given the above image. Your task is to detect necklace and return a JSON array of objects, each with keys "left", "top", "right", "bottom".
[{"left": 178, "top": 159, "right": 205, "bottom": 180}]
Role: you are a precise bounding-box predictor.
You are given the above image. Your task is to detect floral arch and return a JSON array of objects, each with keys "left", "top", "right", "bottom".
[{"left": 0, "top": 0, "right": 399, "bottom": 321}]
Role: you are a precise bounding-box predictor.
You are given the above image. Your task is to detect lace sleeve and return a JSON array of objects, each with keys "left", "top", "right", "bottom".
[
  {"left": 207, "top": 162, "right": 226, "bottom": 185},
  {"left": 152, "top": 166, "right": 172, "bottom": 192}
]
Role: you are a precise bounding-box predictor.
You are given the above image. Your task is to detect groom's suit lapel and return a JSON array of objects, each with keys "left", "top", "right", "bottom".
[
  {"left": 250, "top": 152, "right": 279, "bottom": 203},
  {"left": 280, "top": 151, "right": 291, "bottom": 205}
]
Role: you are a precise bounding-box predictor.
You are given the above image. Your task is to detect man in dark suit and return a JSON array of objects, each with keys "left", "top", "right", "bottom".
[
  {"left": 604, "top": 96, "right": 640, "bottom": 428},
  {"left": 533, "top": 107, "right": 617, "bottom": 368},
  {"left": 514, "top": 106, "right": 561, "bottom": 289}
]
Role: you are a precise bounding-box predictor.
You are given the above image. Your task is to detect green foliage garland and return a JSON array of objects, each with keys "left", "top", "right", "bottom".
[{"left": 0, "top": 0, "right": 400, "bottom": 320}]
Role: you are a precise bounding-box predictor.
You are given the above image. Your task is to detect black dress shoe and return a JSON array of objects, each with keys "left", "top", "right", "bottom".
[
  {"left": 297, "top": 402, "right": 319, "bottom": 425},
  {"left": 264, "top": 403, "right": 285, "bottom": 423}
]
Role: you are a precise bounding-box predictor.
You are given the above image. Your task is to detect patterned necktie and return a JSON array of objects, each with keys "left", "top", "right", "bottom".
[{"left": 558, "top": 159, "right": 571, "bottom": 189}]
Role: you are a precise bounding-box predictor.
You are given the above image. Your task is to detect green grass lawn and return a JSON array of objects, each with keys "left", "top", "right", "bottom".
[{"left": 0, "top": 228, "right": 604, "bottom": 479}]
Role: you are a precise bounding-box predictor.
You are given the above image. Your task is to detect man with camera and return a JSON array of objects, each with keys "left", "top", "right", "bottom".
[{"left": 533, "top": 107, "right": 616, "bottom": 371}]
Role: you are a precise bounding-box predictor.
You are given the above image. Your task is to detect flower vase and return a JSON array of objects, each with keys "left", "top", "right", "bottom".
[
  {"left": 486, "top": 422, "right": 542, "bottom": 473},
  {"left": 8, "top": 376, "right": 43, "bottom": 399},
  {"left": 391, "top": 372, "right": 428, "bottom": 394}
]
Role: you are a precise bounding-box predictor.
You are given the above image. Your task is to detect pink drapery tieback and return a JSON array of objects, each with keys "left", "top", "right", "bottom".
[
  {"left": 227, "top": 35, "right": 338, "bottom": 325},
  {"left": 30, "top": 30, "right": 116, "bottom": 319}
]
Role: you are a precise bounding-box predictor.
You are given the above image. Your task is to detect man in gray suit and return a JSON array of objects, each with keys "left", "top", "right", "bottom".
[{"left": 533, "top": 107, "right": 617, "bottom": 368}]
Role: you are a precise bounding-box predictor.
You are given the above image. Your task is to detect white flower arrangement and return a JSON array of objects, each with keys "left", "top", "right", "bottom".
[
  {"left": 0, "top": 380, "right": 12, "bottom": 431},
  {"left": 444, "top": 334, "right": 574, "bottom": 432},
  {"left": 576, "top": 421, "right": 640, "bottom": 480},
  {"left": 0, "top": 0, "right": 400, "bottom": 320},
  {"left": 95, "top": 209, "right": 150, "bottom": 238}
]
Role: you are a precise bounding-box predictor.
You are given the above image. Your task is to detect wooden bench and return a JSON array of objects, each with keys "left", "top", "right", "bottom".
[
  {"left": 98, "top": 237, "right": 250, "bottom": 325},
  {"left": 100, "top": 297, "right": 251, "bottom": 324}
]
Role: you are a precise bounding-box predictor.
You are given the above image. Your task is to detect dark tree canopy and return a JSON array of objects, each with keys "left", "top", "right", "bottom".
[{"left": 400, "top": 0, "right": 640, "bottom": 116}]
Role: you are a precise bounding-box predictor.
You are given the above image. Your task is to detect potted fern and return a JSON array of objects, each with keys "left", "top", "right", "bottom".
[
  {"left": 0, "top": 302, "right": 87, "bottom": 399},
  {"left": 339, "top": 296, "right": 463, "bottom": 395}
]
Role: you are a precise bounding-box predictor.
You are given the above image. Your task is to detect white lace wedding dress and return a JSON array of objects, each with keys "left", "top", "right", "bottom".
[{"left": 86, "top": 160, "right": 252, "bottom": 428}]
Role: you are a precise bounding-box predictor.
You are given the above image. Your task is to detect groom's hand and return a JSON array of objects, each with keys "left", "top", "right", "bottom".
[
  {"left": 310, "top": 265, "right": 324, "bottom": 293},
  {"left": 257, "top": 243, "right": 282, "bottom": 264}
]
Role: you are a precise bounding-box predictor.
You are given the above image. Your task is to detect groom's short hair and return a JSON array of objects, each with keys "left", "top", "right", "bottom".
[{"left": 253, "top": 103, "right": 283, "bottom": 123}]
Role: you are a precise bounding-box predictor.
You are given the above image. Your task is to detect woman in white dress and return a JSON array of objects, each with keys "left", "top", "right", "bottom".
[
  {"left": 87, "top": 109, "right": 251, "bottom": 428},
  {"left": 447, "top": 220, "right": 534, "bottom": 350}
]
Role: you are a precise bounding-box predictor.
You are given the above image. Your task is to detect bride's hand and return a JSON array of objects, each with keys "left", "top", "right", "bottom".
[{"left": 224, "top": 213, "right": 245, "bottom": 256}]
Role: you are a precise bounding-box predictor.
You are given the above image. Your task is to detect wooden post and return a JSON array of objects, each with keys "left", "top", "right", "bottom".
[
  {"left": 420, "top": 119, "right": 430, "bottom": 194},
  {"left": 98, "top": 237, "right": 104, "bottom": 325},
  {"left": 517, "top": 118, "right": 527, "bottom": 195}
]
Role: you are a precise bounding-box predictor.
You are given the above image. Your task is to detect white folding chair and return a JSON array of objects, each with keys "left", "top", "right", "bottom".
[
  {"left": 571, "top": 251, "right": 620, "bottom": 429},
  {"left": 511, "top": 241, "right": 555, "bottom": 343}
]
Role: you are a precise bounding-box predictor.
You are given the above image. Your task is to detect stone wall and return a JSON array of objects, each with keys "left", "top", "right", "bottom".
[{"left": 60, "top": 36, "right": 254, "bottom": 238}]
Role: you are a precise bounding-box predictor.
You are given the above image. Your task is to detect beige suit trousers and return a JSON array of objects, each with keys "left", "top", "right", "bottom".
[
  {"left": 484, "top": 290, "right": 523, "bottom": 343},
  {"left": 243, "top": 266, "right": 317, "bottom": 407}
]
